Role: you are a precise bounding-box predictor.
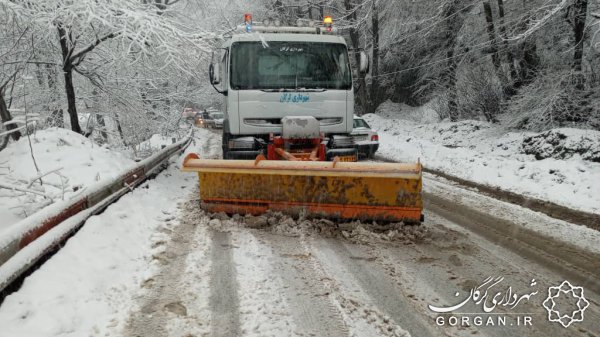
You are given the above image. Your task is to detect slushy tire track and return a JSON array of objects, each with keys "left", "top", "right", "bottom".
[
  {"left": 321, "top": 239, "right": 437, "bottom": 337},
  {"left": 255, "top": 233, "right": 349, "bottom": 337},
  {"left": 425, "top": 192, "right": 600, "bottom": 295},
  {"left": 209, "top": 230, "right": 241, "bottom": 337}
]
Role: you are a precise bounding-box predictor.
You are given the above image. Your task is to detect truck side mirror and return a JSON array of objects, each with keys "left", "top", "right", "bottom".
[
  {"left": 359, "top": 51, "right": 370, "bottom": 74},
  {"left": 209, "top": 63, "right": 220, "bottom": 85}
]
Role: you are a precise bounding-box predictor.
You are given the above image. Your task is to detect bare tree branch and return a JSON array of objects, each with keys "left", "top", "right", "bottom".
[
  {"left": 70, "top": 31, "right": 121, "bottom": 66},
  {"left": 503, "top": 0, "right": 569, "bottom": 42},
  {"left": 0, "top": 182, "right": 51, "bottom": 198}
]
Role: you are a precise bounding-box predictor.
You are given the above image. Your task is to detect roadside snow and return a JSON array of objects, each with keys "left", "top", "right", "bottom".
[
  {"left": 135, "top": 134, "right": 179, "bottom": 159},
  {"left": 522, "top": 128, "right": 600, "bottom": 162},
  {"left": 0, "top": 128, "right": 134, "bottom": 230},
  {"left": 366, "top": 102, "right": 600, "bottom": 215},
  {"left": 375, "top": 100, "right": 439, "bottom": 124},
  {"left": 0, "top": 128, "right": 212, "bottom": 337}
]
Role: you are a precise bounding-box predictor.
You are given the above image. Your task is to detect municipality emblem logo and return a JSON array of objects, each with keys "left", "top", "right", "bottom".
[{"left": 542, "top": 280, "right": 590, "bottom": 328}]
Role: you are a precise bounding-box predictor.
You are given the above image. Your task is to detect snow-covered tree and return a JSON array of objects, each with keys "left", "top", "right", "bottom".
[{"left": 2, "top": 0, "right": 216, "bottom": 134}]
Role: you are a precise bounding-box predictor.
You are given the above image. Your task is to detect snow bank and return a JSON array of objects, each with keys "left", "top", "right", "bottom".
[
  {"left": 0, "top": 132, "right": 192, "bottom": 290},
  {"left": 0, "top": 130, "right": 209, "bottom": 337},
  {"left": 0, "top": 128, "right": 134, "bottom": 230},
  {"left": 375, "top": 99, "right": 440, "bottom": 124},
  {"left": 522, "top": 128, "right": 600, "bottom": 162},
  {"left": 365, "top": 111, "right": 600, "bottom": 215},
  {"left": 0, "top": 169, "right": 192, "bottom": 337}
]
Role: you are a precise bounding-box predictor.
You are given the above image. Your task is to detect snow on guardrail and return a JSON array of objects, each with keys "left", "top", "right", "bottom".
[{"left": 0, "top": 132, "right": 192, "bottom": 292}]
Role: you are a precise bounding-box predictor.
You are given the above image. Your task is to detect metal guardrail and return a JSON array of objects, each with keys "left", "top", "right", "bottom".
[{"left": 0, "top": 132, "right": 193, "bottom": 293}]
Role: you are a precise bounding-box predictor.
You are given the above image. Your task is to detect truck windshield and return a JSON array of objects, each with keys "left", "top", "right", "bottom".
[{"left": 230, "top": 41, "right": 351, "bottom": 90}]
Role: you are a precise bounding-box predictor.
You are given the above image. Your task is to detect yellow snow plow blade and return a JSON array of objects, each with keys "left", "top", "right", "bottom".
[{"left": 182, "top": 154, "right": 423, "bottom": 223}]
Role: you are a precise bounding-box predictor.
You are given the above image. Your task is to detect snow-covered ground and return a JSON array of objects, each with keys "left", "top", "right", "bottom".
[
  {"left": 0, "top": 128, "right": 134, "bottom": 230},
  {"left": 367, "top": 100, "right": 600, "bottom": 215}
]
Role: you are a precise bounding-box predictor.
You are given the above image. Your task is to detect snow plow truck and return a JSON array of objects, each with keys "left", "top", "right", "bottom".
[{"left": 183, "top": 14, "right": 423, "bottom": 223}]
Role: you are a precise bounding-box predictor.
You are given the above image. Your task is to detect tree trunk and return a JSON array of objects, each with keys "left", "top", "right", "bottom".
[
  {"left": 569, "top": 0, "right": 590, "bottom": 122},
  {"left": 369, "top": 0, "right": 380, "bottom": 114},
  {"left": 57, "top": 25, "right": 83, "bottom": 134},
  {"left": 572, "top": 0, "right": 588, "bottom": 91},
  {"left": 446, "top": 51, "right": 459, "bottom": 122},
  {"left": 0, "top": 87, "right": 22, "bottom": 142},
  {"left": 114, "top": 113, "right": 126, "bottom": 147},
  {"left": 496, "top": 0, "right": 518, "bottom": 84},
  {"left": 514, "top": 0, "right": 540, "bottom": 88},
  {"left": 0, "top": 131, "right": 6, "bottom": 152},
  {"left": 443, "top": 1, "right": 461, "bottom": 121},
  {"left": 62, "top": 68, "right": 82, "bottom": 134},
  {"left": 344, "top": 0, "right": 368, "bottom": 115},
  {"left": 483, "top": 1, "right": 508, "bottom": 94}
]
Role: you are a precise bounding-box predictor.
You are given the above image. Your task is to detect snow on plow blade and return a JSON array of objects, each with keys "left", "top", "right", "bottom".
[{"left": 182, "top": 154, "right": 423, "bottom": 223}]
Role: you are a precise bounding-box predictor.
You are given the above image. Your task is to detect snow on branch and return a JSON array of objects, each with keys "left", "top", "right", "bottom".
[
  {"left": 503, "top": 0, "right": 568, "bottom": 42},
  {"left": 0, "top": 114, "right": 38, "bottom": 137},
  {"left": 70, "top": 31, "right": 122, "bottom": 66},
  {"left": 5, "top": 0, "right": 216, "bottom": 74},
  {"left": 26, "top": 167, "right": 64, "bottom": 189},
  {"left": 0, "top": 182, "right": 51, "bottom": 198}
]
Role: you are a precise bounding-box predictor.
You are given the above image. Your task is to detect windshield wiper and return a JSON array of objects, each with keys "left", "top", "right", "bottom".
[
  {"left": 260, "top": 88, "right": 327, "bottom": 92},
  {"left": 295, "top": 88, "right": 327, "bottom": 92},
  {"left": 260, "top": 88, "right": 296, "bottom": 92}
]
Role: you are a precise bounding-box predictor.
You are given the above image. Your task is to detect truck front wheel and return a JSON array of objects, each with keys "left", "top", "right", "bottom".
[{"left": 222, "top": 131, "right": 231, "bottom": 159}]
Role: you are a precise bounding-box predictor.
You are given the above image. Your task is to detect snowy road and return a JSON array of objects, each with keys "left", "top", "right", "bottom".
[{"left": 1, "top": 129, "right": 599, "bottom": 337}]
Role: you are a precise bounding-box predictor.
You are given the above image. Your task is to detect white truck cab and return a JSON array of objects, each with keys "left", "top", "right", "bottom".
[{"left": 209, "top": 16, "right": 369, "bottom": 160}]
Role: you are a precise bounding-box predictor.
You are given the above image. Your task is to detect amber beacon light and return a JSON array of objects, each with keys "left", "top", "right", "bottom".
[{"left": 323, "top": 15, "right": 333, "bottom": 31}]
